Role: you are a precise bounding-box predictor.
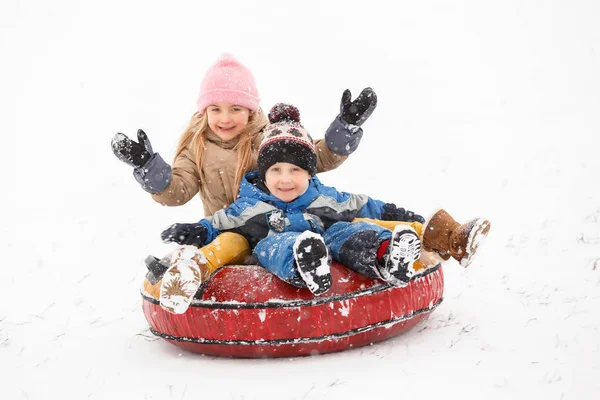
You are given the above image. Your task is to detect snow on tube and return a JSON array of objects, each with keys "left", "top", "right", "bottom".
[{"left": 141, "top": 261, "right": 444, "bottom": 358}]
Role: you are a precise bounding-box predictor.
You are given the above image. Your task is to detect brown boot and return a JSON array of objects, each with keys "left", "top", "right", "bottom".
[{"left": 422, "top": 209, "right": 491, "bottom": 268}]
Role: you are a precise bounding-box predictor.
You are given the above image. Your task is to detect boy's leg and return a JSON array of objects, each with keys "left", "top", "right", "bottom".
[
  {"left": 353, "top": 218, "right": 430, "bottom": 270},
  {"left": 325, "top": 221, "right": 421, "bottom": 286},
  {"left": 323, "top": 221, "right": 391, "bottom": 279},
  {"left": 254, "top": 232, "right": 300, "bottom": 283},
  {"left": 254, "top": 232, "right": 332, "bottom": 295}
]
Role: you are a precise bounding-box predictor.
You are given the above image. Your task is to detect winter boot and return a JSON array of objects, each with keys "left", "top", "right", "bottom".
[
  {"left": 422, "top": 209, "right": 491, "bottom": 268},
  {"left": 378, "top": 225, "right": 421, "bottom": 286},
  {"left": 145, "top": 255, "right": 170, "bottom": 285},
  {"left": 293, "top": 232, "right": 332, "bottom": 296},
  {"left": 159, "top": 246, "right": 209, "bottom": 314}
]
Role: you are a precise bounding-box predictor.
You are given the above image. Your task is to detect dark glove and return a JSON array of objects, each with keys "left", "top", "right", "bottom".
[
  {"left": 339, "top": 87, "right": 377, "bottom": 126},
  {"left": 111, "top": 129, "right": 154, "bottom": 168},
  {"left": 381, "top": 203, "right": 425, "bottom": 224},
  {"left": 325, "top": 88, "right": 377, "bottom": 156},
  {"left": 161, "top": 223, "right": 208, "bottom": 248}
]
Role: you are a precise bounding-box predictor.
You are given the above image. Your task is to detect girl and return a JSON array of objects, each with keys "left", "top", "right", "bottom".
[{"left": 111, "top": 54, "right": 378, "bottom": 281}]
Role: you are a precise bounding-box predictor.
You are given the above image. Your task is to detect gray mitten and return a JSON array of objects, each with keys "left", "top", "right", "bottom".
[
  {"left": 325, "top": 88, "right": 377, "bottom": 156},
  {"left": 339, "top": 87, "right": 377, "bottom": 126},
  {"left": 111, "top": 129, "right": 153, "bottom": 168},
  {"left": 111, "top": 129, "right": 172, "bottom": 193}
]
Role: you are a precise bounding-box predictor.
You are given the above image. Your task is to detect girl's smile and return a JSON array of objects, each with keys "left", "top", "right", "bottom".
[{"left": 206, "top": 103, "right": 251, "bottom": 141}]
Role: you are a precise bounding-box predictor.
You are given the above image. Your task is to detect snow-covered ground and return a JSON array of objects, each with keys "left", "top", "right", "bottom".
[{"left": 2, "top": 1, "right": 599, "bottom": 399}]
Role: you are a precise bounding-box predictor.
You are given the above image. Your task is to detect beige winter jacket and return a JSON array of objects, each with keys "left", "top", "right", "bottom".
[{"left": 151, "top": 131, "right": 347, "bottom": 216}]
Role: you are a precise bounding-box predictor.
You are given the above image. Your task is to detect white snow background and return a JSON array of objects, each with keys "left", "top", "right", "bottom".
[{"left": 2, "top": 0, "right": 599, "bottom": 399}]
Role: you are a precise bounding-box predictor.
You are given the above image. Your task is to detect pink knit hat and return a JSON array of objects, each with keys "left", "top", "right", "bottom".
[{"left": 196, "top": 53, "right": 260, "bottom": 114}]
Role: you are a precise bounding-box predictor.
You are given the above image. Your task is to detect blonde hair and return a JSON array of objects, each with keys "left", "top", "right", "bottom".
[{"left": 174, "top": 108, "right": 269, "bottom": 200}]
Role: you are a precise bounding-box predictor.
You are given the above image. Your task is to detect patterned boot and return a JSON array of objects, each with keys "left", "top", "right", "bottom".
[
  {"left": 159, "top": 246, "right": 209, "bottom": 314},
  {"left": 378, "top": 225, "right": 421, "bottom": 286},
  {"left": 422, "top": 209, "right": 491, "bottom": 268},
  {"left": 293, "top": 232, "right": 332, "bottom": 296}
]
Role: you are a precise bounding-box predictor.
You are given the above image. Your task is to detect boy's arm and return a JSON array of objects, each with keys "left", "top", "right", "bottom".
[
  {"left": 306, "top": 182, "right": 384, "bottom": 222},
  {"left": 202, "top": 198, "right": 273, "bottom": 244},
  {"left": 196, "top": 218, "right": 222, "bottom": 245},
  {"left": 357, "top": 198, "right": 425, "bottom": 223},
  {"left": 356, "top": 197, "right": 386, "bottom": 219},
  {"left": 311, "top": 182, "right": 423, "bottom": 223}
]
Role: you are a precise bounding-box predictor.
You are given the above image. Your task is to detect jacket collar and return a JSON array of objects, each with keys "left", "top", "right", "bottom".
[{"left": 205, "top": 130, "right": 241, "bottom": 149}]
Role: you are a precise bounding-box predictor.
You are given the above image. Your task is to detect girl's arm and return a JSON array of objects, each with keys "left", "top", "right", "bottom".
[
  {"left": 150, "top": 147, "right": 201, "bottom": 207},
  {"left": 112, "top": 130, "right": 201, "bottom": 207},
  {"left": 315, "top": 88, "right": 378, "bottom": 173},
  {"left": 314, "top": 138, "right": 347, "bottom": 173},
  {"left": 112, "top": 129, "right": 173, "bottom": 194}
]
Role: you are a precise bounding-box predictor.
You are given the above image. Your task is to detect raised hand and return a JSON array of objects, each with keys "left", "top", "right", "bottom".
[
  {"left": 161, "top": 223, "right": 208, "bottom": 248},
  {"left": 111, "top": 129, "right": 154, "bottom": 168},
  {"left": 339, "top": 87, "right": 378, "bottom": 126}
]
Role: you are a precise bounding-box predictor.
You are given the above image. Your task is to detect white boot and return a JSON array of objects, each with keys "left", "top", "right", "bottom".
[
  {"left": 159, "top": 246, "right": 207, "bottom": 314},
  {"left": 379, "top": 225, "right": 421, "bottom": 286}
]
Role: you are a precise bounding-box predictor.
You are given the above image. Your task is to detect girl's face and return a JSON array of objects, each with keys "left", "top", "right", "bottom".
[
  {"left": 206, "top": 103, "right": 251, "bottom": 141},
  {"left": 265, "top": 162, "right": 311, "bottom": 202}
]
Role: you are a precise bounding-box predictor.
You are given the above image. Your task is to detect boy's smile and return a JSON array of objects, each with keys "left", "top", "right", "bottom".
[{"left": 265, "top": 162, "right": 311, "bottom": 202}]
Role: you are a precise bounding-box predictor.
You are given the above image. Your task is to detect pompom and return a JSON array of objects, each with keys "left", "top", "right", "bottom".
[
  {"left": 214, "top": 53, "right": 240, "bottom": 68},
  {"left": 268, "top": 103, "right": 301, "bottom": 124}
]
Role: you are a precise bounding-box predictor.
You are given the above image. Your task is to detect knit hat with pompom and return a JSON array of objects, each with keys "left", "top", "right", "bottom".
[
  {"left": 196, "top": 53, "right": 260, "bottom": 113},
  {"left": 258, "top": 103, "right": 316, "bottom": 180}
]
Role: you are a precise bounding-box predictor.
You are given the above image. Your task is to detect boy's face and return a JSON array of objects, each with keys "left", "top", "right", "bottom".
[
  {"left": 265, "top": 162, "right": 311, "bottom": 202},
  {"left": 206, "top": 102, "right": 251, "bottom": 141}
]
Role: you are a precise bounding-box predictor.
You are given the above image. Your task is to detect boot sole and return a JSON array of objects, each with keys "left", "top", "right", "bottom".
[
  {"left": 159, "top": 246, "right": 207, "bottom": 314},
  {"left": 380, "top": 226, "right": 421, "bottom": 286},
  {"left": 293, "top": 232, "right": 332, "bottom": 296},
  {"left": 461, "top": 219, "right": 491, "bottom": 268}
]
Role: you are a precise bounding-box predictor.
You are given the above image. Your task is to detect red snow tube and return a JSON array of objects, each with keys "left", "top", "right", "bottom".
[{"left": 141, "top": 261, "right": 444, "bottom": 358}]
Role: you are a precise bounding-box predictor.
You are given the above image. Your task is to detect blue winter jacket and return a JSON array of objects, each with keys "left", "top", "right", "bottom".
[{"left": 198, "top": 171, "right": 387, "bottom": 249}]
